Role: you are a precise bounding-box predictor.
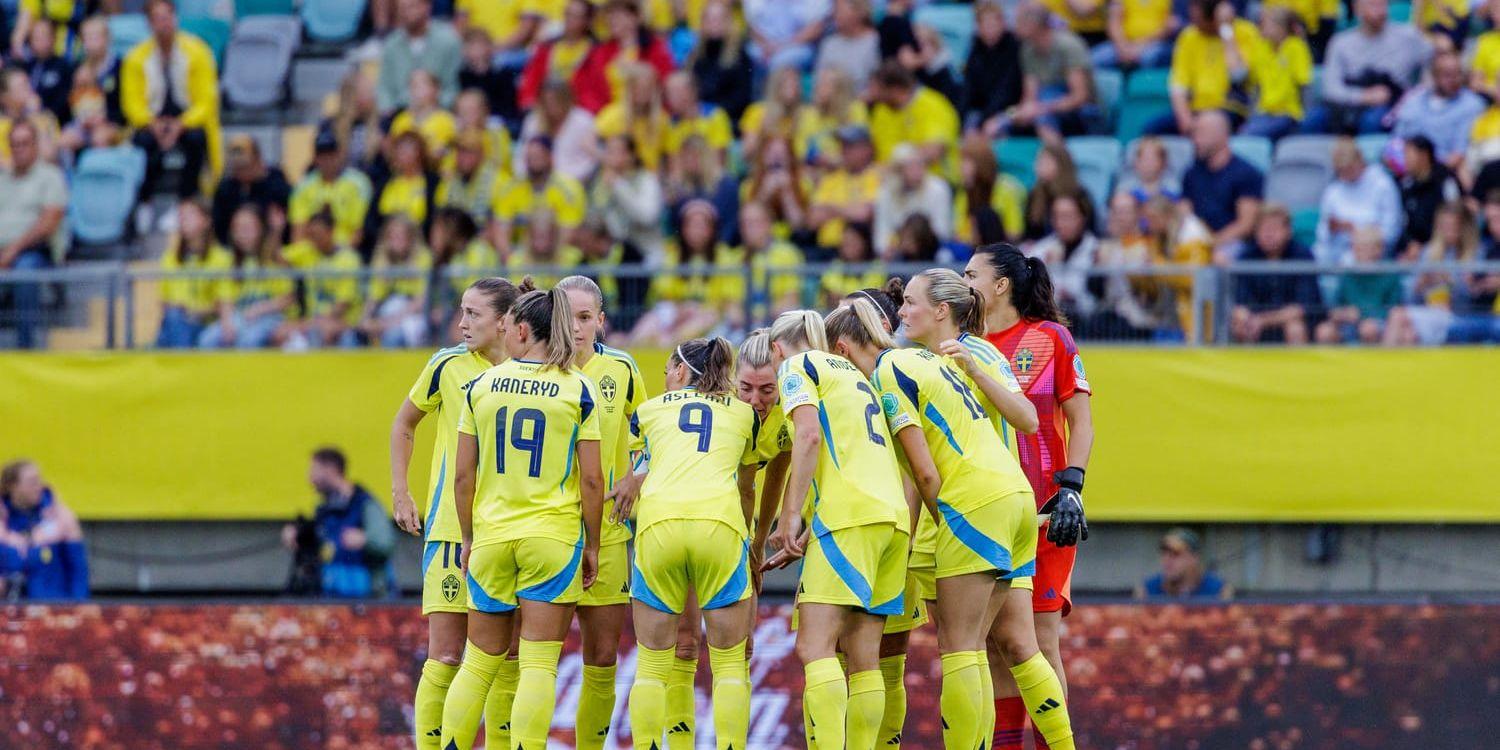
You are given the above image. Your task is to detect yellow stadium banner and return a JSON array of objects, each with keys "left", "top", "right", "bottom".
[{"left": 0, "top": 348, "right": 1496, "bottom": 522}]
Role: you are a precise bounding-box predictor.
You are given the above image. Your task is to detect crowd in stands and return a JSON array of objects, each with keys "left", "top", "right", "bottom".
[{"left": 1, "top": 0, "right": 1500, "bottom": 349}]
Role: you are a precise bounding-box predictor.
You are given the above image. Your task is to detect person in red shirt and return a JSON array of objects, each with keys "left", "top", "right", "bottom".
[
  {"left": 965, "top": 243, "right": 1094, "bottom": 750},
  {"left": 570, "top": 0, "right": 675, "bottom": 113}
]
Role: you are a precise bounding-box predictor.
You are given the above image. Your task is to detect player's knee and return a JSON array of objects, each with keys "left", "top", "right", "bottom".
[
  {"left": 431, "top": 647, "right": 464, "bottom": 666},
  {"left": 992, "top": 624, "right": 1038, "bottom": 665},
  {"left": 674, "top": 639, "right": 700, "bottom": 662}
]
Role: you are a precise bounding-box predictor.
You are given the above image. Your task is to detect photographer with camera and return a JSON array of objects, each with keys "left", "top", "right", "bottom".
[{"left": 282, "top": 447, "right": 396, "bottom": 598}]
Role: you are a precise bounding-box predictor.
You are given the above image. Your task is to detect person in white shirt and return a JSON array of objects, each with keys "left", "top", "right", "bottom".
[
  {"left": 873, "top": 143, "right": 951, "bottom": 255},
  {"left": 1315, "top": 138, "right": 1402, "bottom": 264}
]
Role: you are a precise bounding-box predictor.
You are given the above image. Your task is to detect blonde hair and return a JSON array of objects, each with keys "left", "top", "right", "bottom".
[
  {"left": 915, "top": 268, "right": 987, "bottom": 335},
  {"left": 557, "top": 275, "right": 604, "bottom": 308},
  {"left": 511, "top": 288, "right": 575, "bottom": 369},
  {"left": 825, "top": 298, "right": 896, "bottom": 350},
  {"left": 738, "top": 327, "right": 774, "bottom": 370},
  {"left": 672, "top": 337, "right": 736, "bottom": 394},
  {"left": 769, "top": 309, "right": 830, "bottom": 353}
]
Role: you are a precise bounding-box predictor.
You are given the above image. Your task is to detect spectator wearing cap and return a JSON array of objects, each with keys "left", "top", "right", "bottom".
[
  {"left": 1308, "top": 0, "right": 1431, "bottom": 135},
  {"left": 663, "top": 71, "right": 734, "bottom": 166},
  {"left": 0, "top": 120, "right": 66, "bottom": 350},
  {"left": 816, "top": 0, "right": 881, "bottom": 93},
  {"left": 1, "top": 459, "right": 89, "bottom": 601},
  {"left": 744, "top": 0, "right": 831, "bottom": 73},
  {"left": 1315, "top": 138, "right": 1402, "bottom": 264},
  {"left": 490, "top": 135, "right": 588, "bottom": 259},
  {"left": 868, "top": 61, "right": 960, "bottom": 173},
  {"left": 1390, "top": 52, "right": 1486, "bottom": 169},
  {"left": 378, "top": 0, "right": 462, "bottom": 114},
  {"left": 21, "top": 19, "right": 74, "bottom": 126},
  {"left": 810, "top": 124, "right": 880, "bottom": 256},
  {"left": 1231, "top": 203, "right": 1321, "bottom": 344},
  {"left": 1183, "top": 110, "right": 1264, "bottom": 254},
  {"left": 436, "top": 130, "right": 496, "bottom": 220},
  {"left": 572, "top": 0, "right": 676, "bottom": 114},
  {"left": 1399, "top": 134, "right": 1462, "bottom": 258},
  {"left": 962, "top": 1, "right": 1024, "bottom": 137},
  {"left": 458, "top": 28, "right": 523, "bottom": 129},
  {"left": 211, "top": 135, "right": 291, "bottom": 245},
  {"left": 516, "top": 82, "right": 598, "bottom": 183},
  {"left": 121, "top": 0, "right": 220, "bottom": 199},
  {"left": 591, "top": 134, "right": 664, "bottom": 266},
  {"left": 874, "top": 143, "right": 952, "bottom": 255},
  {"left": 1135, "top": 528, "right": 1232, "bottom": 600},
  {"left": 686, "top": 0, "right": 756, "bottom": 125},
  {"left": 516, "top": 0, "right": 596, "bottom": 112},
  {"left": 289, "top": 131, "right": 372, "bottom": 248},
  {"left": 282, "top": 448, "right": 394, "bottom": 598},
  {"left": 1009, "top": 2, "right": 1098, "bottom": 138}
]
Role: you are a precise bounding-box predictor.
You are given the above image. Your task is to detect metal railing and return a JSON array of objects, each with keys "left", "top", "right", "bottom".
[{"left": 2, "top": 260, "right": 1500, "bottom": 349}]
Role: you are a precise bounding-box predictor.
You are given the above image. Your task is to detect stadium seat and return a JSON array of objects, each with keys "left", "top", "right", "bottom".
[
  {"left": 302, "top": 0, "right": 367, "bottom": 42},
  {"left": 235, "top": 0, "right": 296, "bottom": 16},
  {"left": 69, "top": 147, "right": 148, "bottom": 246},
  {"left": 1067, "top": 136, "right": 1123, "bottom": 216},
  {"left": 177, "top": 0, "right": 233, "bottom": 20},
  {"left": 181, "top": 15, "right": 232, "bottom": 66},
  {"left": 1304, "top": 65, "right": 1324, "bottom": 112},
  {"left": 1125, "top": 135, "right": 1194, "bottom": 181},
  {"left": 913, "top": 4, "right": 973, "bottom": 70},
  {"left": 1356, "top": 134, "right": 1390, "bottom": 167},
  {"left": 995, "top": 137, "right": 1042, "bottom": 187},
  {"left": 1267, "top": 162, "right": 1334, "bottom": 211},
  {"left": 1292, "top": 207, "right": 1321, "bottom": 249},
  {"left": 1230, "top": 135, "right": 1273, "bottom": 174},
  {"left": 1116, "top": 105, "right": 1170, "bottom": 141},
  {"left": 223, "top": 16, "right": 302, "bottom": 110},
  {"left": 1274, "top": 135, "right": 1338, "bottom": 170},
  {"left": 1118, "top": 69, "right": 1173, "bottom": 140},
  {"left": 1093, "top": 68, "right": 1123, "bottom": 130},
  {"left": 1125, "top": 68, "right": 1171, "bottom": 102},
  {"left": 108, "top": 14, "right": 150, "bottom": 59},
  {"left": 1390, "top": 0, "right": 1411, "bottom": 22}
]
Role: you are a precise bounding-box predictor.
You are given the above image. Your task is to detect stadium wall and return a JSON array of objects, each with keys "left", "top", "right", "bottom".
[
  {"left": 5, "top": 601, "right": 1497, "bottom": 749},
  {"left": 2, "top": 349, "right": 1497, "bottom": 522}
]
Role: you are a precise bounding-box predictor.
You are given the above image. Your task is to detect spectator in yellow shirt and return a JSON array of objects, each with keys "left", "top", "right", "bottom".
[
  {"left": 1146, "top": 0, "right": 1264, "bottom": 136},
  {"left": 1242, "top": 7, "right": 1313, "bottom": 140},
  {"left": 389, "top": 70, "right": 458, "bottom": 161},
  {"left": 449, "top": 88, "right": 512, "bottom": 176},
  {"left": 121, "top": 0, "right": 219, "bottom": 198},
  {"left": 807, "top": 66, "right": 869, "bottom": 169},
  {"left": 810, "top": 125, "right": 881, "bottom": 253},
  {"left": 489, "top": 135, "right": 588, "bottom": 258},
  {"left": 1468, "top": 0, "right": 1500, "bottom": 102},
  {"left": 822, "top": 220, "right": 884, "bottom": 306},
  {"left": 456, "top": 0, "right": 540, "bottom": 68},
  {"left": 509, "top": 207, "right": 585, "bottom": 288},
  {"left": 1412, "top": 0, "right": 1469, "bottom": 51},
  {"left": 868, "top": 60, "right": 960, "bottom": 172},
  {"left": 595, "top": 62, "right": 671, "bottom": 171},
  {"left": 740, "top": 65, "right": 818, "bottom": 160},
  {"left": 742, "top": 136, "right": 812, "bottom": 240},
  {"left": 361, "top": 215, "right": 432, "bottom": 347},
  {"left": 158, "top": 200, "right": 234, "bottom": 349},
  {"left": 728, "top": 200, "right": 806, "bottom": 326},
  {"left": 378, "top": 131, "right": 434, "bottom": 226},
  {"left": 282, "top": 211, "right": 363, "bottom": 349},
  {"left": 199, "top": 204, "right": 298, "bottom": 349},
  {"left": 290, "top": 132, "right": 373, "bottom": 247},
  {"left": 663, "top": 70, "right": 734, "bottom": 163},
  {"left": 1262, "top": 0, "right": 1340, "bottom": 59},
  {"left": 955, "top": 133, "right": 1026, "bottom": 247},
  {"left": 436, "top": 130, "right": 496, "bottom": 219},
  {"left": 1041, "top": 0, "right": 1109, "bottom": 45},
  {"left": 627, "top": 199, "right": 733, "bottom": 345},
  {"left": 1093, "top": 0, "right": 1178, "bottom": 68}
]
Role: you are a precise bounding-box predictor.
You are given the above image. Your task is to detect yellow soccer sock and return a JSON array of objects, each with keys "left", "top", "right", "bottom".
[
  {"left": 510, "top": 639, "right": 564, "bottom": 750},
  {"left": 803, "top": 657, "right": 848, "bottom": 750},
  {"left": 976, "top": 652, "right": 995, "bottom": 749},
  {"left": 438, "top": 643, "right": 503, "bottom": 750},
  {"left": 877, "top": 654, "right": 908, "bottom": 747},
  {"left": 846, "top": 669, "right": 885, "bottom": 750},
  {"left": 803, "top": 690, "right": 817, "bottom": 750},
  {"left": 576, "top": 663, "right": 618, "bottom": 750},
  {"left": 1009, "top": 653, "right": 1074, "bottom": 750},
  {"left": 708, "top": 641, "right": 751, "bottom": 750},
  {"left": 415, "top": 659, "right": 458, "bottom": 750},
  {"left": 484, "top": 656, "right": 520, "bottom": 749},
  {"left": 630, "top": 646, "right": 675, "bottom": 750},
  {"left": 664, "top": 656, "right": 698, "bottom": 749},
  {"left": 940, "top": 651, "right": 983, "bottom": 750}
]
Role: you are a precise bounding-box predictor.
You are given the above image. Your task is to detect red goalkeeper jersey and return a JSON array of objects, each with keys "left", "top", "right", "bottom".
[{"left": 986, "top": 319, "right": 1091, "bottom": 507}]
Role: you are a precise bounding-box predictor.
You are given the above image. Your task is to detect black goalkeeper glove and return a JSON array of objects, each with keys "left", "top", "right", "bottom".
[{"left": 1039, "top": 467, "right": 1088, "bottom": 547}]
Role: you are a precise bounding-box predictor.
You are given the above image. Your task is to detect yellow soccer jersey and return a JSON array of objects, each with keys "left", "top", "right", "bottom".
[
  {"left": 778, "top": 351, "right": 908, "bottom": 534},
  {"left": 458, "top": 359, "right": 602, "bottom": 547},
  {"left": 408, "top": 345, "right": 496, "bottom": 543},
  {"left": 872, "top": 348, "right": 1031, "bottom": 515},
  {"left": 629, "top": 388, "right": 761, "bottom": 536},
  {"left": 287, "top": 243, "right": 362, "bottom": 324},
  {"left": 955, "top": 332, "right": 1024, "bottom": 444},
  {"left": 580, "top": 342, "right": 648, "bottom": 546}
]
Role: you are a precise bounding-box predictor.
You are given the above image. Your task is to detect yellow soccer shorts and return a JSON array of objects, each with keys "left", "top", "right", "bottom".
[
  {"left": 934, "top": 492, "right": 1037, "bottom": 582},
  {"left": 908, "top": 549, "right": 937, "bottom": 602},
  {"left": 632, "top": 519, "right": 751, "bottom": 615},
  {"left": 580, "top": 541, "right": 631, "bottom": 607},
  {"left": 422, "top": 540, "right": 468, "bottom": 615},
  {"left": 881, "top": 570, "right": 929, "bottom": 634},
  {"left": 466, "top": 536, "right": 584, "bottom": 613},
  {"left": 799, "top": 519, "right": 908, "bottom": 616}
]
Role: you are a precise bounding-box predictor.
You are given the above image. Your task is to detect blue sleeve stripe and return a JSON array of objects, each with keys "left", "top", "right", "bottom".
[
  {"left": 579, "top": 379, "right": 597, "bottom": 423},
  {"left": 517, "top": 536, "right": 584, "bottom": 602},
  {"left": 559, "top": 424, "right": 580, "bottom": 491},
  {"left": 817, "top": 403, "right": 840, "bottom": 469},
  {"left": 802, "top": 355, "right": 820, "bottom": 385},
  {"left": 891, "top": 362, "right": 921, "bottom": 410},
  {"left": 702, "top": 541, "right": 751, "bottom": 610}
]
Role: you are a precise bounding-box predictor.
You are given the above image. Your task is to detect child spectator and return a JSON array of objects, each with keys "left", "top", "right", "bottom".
[
  {"left": 1315, "top": 226, "right": 1404, "bottom": 344},
  {"left": 730, "top": 200, "right": 806, "bottom": 327},
  {"left": 452, "top": 88, "right": 511, "bottom": 176},
  {"left": 158, "top": 199, "right": 232, "bottom": 349},
  {"left": 361, "top": 216, "right": 432, "bottom": 348},
  {"left": 890, "top": 212, "right": 944, "bottom": 262},
  {"left": 1118, "top": 136, "right": 1182, "bottom": 202}
]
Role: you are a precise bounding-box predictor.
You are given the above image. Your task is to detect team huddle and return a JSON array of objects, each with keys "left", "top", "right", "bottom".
[{"left": 389, "top": 244, "right": 1095, "bottom": 750}]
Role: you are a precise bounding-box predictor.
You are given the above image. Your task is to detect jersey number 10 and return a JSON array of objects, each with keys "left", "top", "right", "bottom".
[{"left": 495, "top": 406, "right": 547, "bottom": 478}]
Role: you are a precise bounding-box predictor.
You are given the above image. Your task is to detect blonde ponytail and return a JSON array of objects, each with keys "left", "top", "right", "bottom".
[
  {"left": 917, "top": 268, "right": 986, "bottom": 336},
  {"left": 738, "top": 328, "right": 773, "bottom": 370},
  {"left": 769, "top": 310, "right": 829, "bottom": 353},
  {"left": 825, "top": 298, "right": 895, "bottom": 350},
  {"left": 510, "top": 288, "right": 576, "bottom": 370}
]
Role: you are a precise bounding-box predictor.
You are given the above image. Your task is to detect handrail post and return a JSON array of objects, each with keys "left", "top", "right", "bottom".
[
  {"left": 124, "top": 272, "right": 136, "bottom": 350},
  {"left": 105, "top": 268, "right": 119, "bottom": 349}
]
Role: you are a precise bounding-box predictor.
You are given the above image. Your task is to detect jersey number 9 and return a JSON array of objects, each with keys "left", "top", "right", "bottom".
[
  {"left": 678, "top": 403, "right": 713, "bottom": 452},
  {"left": 854, "top": 382, "right": 887, "bottom": 447},
  {"left": 495, "top": 406, "right": 547, "bottom": 478}
]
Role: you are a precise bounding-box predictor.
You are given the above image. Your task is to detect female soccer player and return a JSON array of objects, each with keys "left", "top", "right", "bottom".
[
  {"left": 829, "top": 296, "right": 1076, "bottom": 750},
  {"left": 389, "top": 277, "right": 529, "bottom": 750},
  {"left": 441, "top": 288, "right": 605, "bottom": 750},
  {"left": 763, "top": 310, "right": 917, "bottom": 750},
  {"left": 965, "top": 244, "right": 1092, "bottom": 750},
  {"left": 609, "top": 337, "right": 759, "bottom": 750}
]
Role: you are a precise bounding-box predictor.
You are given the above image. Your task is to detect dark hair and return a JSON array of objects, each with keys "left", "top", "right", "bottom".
[
  {"left": 466, "top": 277, "right": 529, "bottom": 317},
  {"left": 511, "top": 287, "right": 574, "bottom": 368},
  {"left": 145, "top": 0, "right": 176, "bottom": 15},
  {"left": 845, "top": 286, "right": 900, "bottom": 333},
  {"left": 973, "top": 243, "right": 1068, "bottom": 325},
  {"left": 0, "top": 459, "right": 36, "bottom": 497},
  {"left": 311, "top": 447, "right": 347, "bottom": 475},
  {"left": 433, "top": 206, "right": 478, "bottom": 248},
  {"left": 671, "top": 336, "right": 735, "bottom": 394},
  {"left": 895, "top": 214, "right": 940, "bottom": 261},
  {"left": 873, "top": 60, "right": 916, "bottom": 90}
]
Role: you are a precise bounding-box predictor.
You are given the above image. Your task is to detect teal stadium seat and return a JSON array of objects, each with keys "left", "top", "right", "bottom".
[
  {"left": 69, "top": 147, "right": 148, "bottom": 246},
  {"left": 1066, "top": 136, "right": 1123, "bottom": 218},
  {"left": 995, "top": 137, "right": 1042, "bottom": 187},
  {"left": 303, "top": 0, "right": 368, "bottom": 42},
  {"left": 1118, "top": 68, "right": 1173, "bottom": 140},
  {"left": 1292, "top": 207, "right": 1321, "bottom": 250},
  {"left": 107, "top": 14, "right": 150, "bottom": 59},
  {"left": 181, "top": 15, "right": 232, "bottom": 66},
  {"left": 177, "top": 0, "right": 233, "bottom": 21},
  {"left": 236, "top": 0, "right": 296, "bottom": 17},
  {"left": 1356, "top": 134, "right": 1390, "bottom": 167},
  {"left": 1093, "top": 68, "right": 1123, "bottom": 131},
  {"left": 1390, "top": 1, "right": 1412, "bottom": 23},
  {"left": 1230, "top": 135, "right": 1273, "bottom": 174},
  {"left": 913, "top": 4, "right": 973, "bottom": 70}
]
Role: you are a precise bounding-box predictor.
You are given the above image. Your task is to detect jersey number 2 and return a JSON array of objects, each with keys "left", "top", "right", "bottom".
[
  {"left": 678, "top": 403, "right": 713, "bottom": 453},
  {"left": 855, "top": 382, "right": 887, "bottom": 446},
  {"left": 495, "top": 406, "right": 547, "bottom": 478}
]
